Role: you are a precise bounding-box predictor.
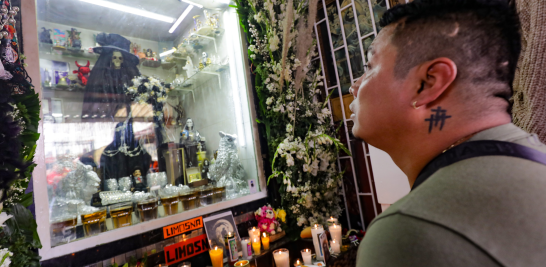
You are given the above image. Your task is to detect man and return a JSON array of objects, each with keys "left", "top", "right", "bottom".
[{"left": 350, "top": 0, "right": 546, "bottom": 266}]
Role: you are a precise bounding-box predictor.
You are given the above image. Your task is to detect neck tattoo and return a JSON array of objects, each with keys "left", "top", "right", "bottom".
[{"left": 424, "top": 106, "right": 452, "bottom": 133}]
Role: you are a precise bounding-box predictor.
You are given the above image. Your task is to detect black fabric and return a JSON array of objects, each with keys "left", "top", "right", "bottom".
[
  {"left": 412, "top": 140, "right": 546, "bottom": 190},
  {"left": 99, "top": 119, "right": 151, "bottom": 191}
]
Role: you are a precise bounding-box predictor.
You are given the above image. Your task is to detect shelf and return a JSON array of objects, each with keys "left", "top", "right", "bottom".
[
  {"left": 170, "top": 63, "right": 228, "bottom": 102},
  {"left": 187, "top": 27, "right": 225, "bottom": 52},
  {"left": 39, "top": 43, "right": 99, "bottom": 61}
]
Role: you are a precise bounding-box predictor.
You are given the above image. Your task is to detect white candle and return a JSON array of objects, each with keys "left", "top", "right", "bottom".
[
  {"left": 248, "top": 227, "right": 261, "bottom": 242},
  {"left": 273, "top": 248, "right": 289, "bottom": 267},
  {"left": 311, "top": 224, "right": 325, "bottom": 260},
  {"left": 330, "top": 240, "right": 341, "bottom": 254},
  {"left": 241, "top": 238, "right": 251, "bottom": 259},
  {"left": 329, "top": 223, "right": 342, "bottom": 244},
  {"left": 301, "top": 249, "right": 312, "bottom": 265},
  {"left": 326, "top": 217, "right": 338, "bottom": 226}
]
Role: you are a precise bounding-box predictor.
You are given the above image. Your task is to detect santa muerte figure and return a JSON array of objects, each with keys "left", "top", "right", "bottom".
[{"left": 82, "top": 33, "right": 140, "bottom": 119}]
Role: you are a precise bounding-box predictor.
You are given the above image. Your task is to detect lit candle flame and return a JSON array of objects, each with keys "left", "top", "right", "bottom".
[
  {"left": 254, "top": 238, "right": 257, "bottom": 243},
  {"left": 214, "top": 246, "right": 218, "bottom": 250},
  {"left": 333, "top": 240, "right": 336, "bottom": 244},
  {"left": 263, "top": 232, "right": 266, "bottom": 237}
]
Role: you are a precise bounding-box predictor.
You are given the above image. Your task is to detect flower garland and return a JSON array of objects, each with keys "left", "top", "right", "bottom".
[
  {"left": 234, "top": 0, "right": 350, "bottom": 236},
  {"left": 125, "top": 76, "right": 172, "bottom": 141}
]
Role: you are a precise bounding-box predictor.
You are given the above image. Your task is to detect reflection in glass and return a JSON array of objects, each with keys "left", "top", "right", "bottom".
[
  {"left": 363, "top": 35, "right": 375, "bottom": 62},
  {"left": 371, "top": 0, "right": 388, "bottom": 32},
  {"left": 327, "top": 3, "right": 343, "bottom": 48},
  {"left": 317, "top": 21, "right": 337, "bottom": 87},
  {"left": 335, "top": 49, "right": 351, "bottom": 95},
  {"left": 342, "top": 7, "right": 366, "bottom": 79},
  {"left": 355, "top": 0, "right": 374, "bottom": 36}
]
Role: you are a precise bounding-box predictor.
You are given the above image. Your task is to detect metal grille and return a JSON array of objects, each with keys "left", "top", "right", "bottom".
[{"left": 314, "top": 0, "right": 406, "bottom": 229}]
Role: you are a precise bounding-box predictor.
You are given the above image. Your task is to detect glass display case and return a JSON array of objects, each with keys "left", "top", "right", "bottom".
[{"left": 32, "top": 0, "right": 265, "bottom": 260}]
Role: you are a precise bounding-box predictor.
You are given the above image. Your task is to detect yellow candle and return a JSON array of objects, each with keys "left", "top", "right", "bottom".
[
  {"left": 209, "top": 246, "right": 224, "bottom": 267},
  {"left": 252, "top": 238, "right": 261, "bottom": 255},
  {"left": 261, "top": 232, "right": 270, "bottom": 250}
]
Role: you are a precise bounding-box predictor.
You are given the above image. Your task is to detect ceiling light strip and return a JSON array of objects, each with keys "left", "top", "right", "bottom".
[
  {"left": 169, "top": 5, "right": 194, "bottom": 33},
  {"left": 80, "top": 0, "right": 175, "bottom": 23},
  {"left": 180, "top": 0, "right": 203, "bottom": 8}
]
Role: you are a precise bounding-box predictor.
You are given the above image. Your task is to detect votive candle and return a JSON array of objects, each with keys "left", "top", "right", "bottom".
[
  {"left": 252, "top": 237, "right": 261, "bottom": 255},
  {"left": 248, "top": 227, "right": 260, "bottom": 241},
  {"left": 301, "top": 249, "right": 312, "bottom": 265},
  {"left": 209, "top": 245, "right": 224, "bottom": 267},
  {"left": 326, "top": 216, "right": 338, "bottom": 226},
  {"left": 328, "top": 223, "right": 342, "bottom": 244},
  {"left": 273, "top": 248, "right": 289, "bottom": 267},
  {"left": 294, "top": 258, "right": 302, "bottom": 266},
  {"left": 330, "top": 240, "right": 341, "bottom": 254},
  {"left": 241, "top": 237, "right": 251, "bottom": 259},
  {"left": 261, "top": 232, "right": 270, "bottom": 250},
  {"left": 311, "top": 224, "right": 325, "bottom": 260}
]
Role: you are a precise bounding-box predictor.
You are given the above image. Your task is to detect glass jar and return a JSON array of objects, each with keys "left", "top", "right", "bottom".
[
  {"left": 110, "top": 201, "right": 134, "bottom": 229},
  {"left": 161, "top": 193, "right": 180, "bottom": 216},
  {"left": 49, "top": 215, "right": 77, "bottom": 246},
  {"left": 180, "top": 190, "right": 199, "bottom": 211},
  {"left": 199, "top": 186, "right": 214, "bottom": 206},
  {"left": 80, "top": 207, "right": 107, "bottom": 237},
  {"left": 213, "top": 185, "right": 227, "bottom": 203},
  {"left": 137, "top": 197, "right": 158, "bottom": 222}
]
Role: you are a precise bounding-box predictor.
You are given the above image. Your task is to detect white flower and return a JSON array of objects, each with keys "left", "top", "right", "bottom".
[
  {"left": 0, "top": 248, "right": 12, "bottom": 267},
  {"left": 285, "top": 153, "right": 294, "bottom": 167},
  {"left": 297, "top": 216, "right": 308, "bottom": 226},
  {"left": 266, "top": 97, "right": 274, "bottom": 105},
  {"left": 286, "top": 124, "right": 293, "bottom": 133},
  {"left": 269, "top": 34, "right": 280, "bottom": 51}
]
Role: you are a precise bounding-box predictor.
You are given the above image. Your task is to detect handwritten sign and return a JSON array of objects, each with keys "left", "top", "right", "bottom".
[
  {"left": 163, "top": 216, "right": 203, "bottom": 239},
  {"left": 164, "top": 234, "right": 209, "bottom": 265}
]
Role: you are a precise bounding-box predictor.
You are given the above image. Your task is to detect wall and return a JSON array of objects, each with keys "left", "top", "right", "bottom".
[{"left": 369, "top": 145, "right": 410, "bottom": 211}]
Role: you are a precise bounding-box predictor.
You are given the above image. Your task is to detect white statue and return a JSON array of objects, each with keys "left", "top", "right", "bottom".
[{"left": 183, "top": 56, "right": 195, "bottom": 77}]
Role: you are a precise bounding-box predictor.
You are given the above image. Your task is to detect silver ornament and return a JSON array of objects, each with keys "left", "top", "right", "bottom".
[
  {"left": 7, "top": 18, "right": 14, "bottom": 24},
  {"left": 8, "top": 10, "right": 15, "bottom": 16},
  {"left": 1, "top": 8, "right": 8, "bottom": 14},
  {"left": 2, "top": 31, "right": 8, "bottom": 37},
  {"left": 12, "top": 7, "right": 19, "bottom": 12}
]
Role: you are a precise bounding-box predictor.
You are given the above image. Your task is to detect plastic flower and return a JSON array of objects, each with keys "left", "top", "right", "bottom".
[{"left": 276, "top": 209, "right": 286, "bottom": 223}]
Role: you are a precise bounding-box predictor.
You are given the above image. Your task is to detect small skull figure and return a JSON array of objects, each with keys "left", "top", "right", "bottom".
[
  {"left": 111, "top": 51, "right": 123, "bottom": 69},
  {"left": 202, "top": 52, "right": 208, "bottom": 67}
]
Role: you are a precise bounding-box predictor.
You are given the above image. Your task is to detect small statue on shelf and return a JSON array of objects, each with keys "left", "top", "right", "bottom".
[
  {"left": 39, "top": 27, "right": 53, "bottom": 44},
  {"left": 131, "top": 167, "right": 147, "bottom": 192},
  {"left": 180, "top": 118, "right": 201, "bottom": 146},
  {"left": 202, "top": 159, "right": 211, "bottom": 180},
  {"left": 202, "top": 52, "right": 208, "bottom": 67},
  {"left": 67, "top": 28, "right": 82, "bottom": 49},
  {"left": 183, "top": 56, "right": 196, "bottom": 77},
  {"left": 208, "top": 131, "right": 246, "bottom": 192},
  {"left": 73, "top": 60, "right": 91, "bottom": 85}
]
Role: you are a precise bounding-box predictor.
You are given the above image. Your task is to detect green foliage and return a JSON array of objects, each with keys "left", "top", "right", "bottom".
[{"left": 0, "top": 204, "right": 42, "bottom": 266}]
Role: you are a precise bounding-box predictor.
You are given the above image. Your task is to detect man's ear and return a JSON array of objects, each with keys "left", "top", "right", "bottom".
[{"left": 411, "top": 57, "right": 457, "bottom": 108}]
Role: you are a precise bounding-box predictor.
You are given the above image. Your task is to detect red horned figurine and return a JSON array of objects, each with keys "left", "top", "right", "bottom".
[{"left": 74, "top": 60, "right": 90, "bottom": 85}]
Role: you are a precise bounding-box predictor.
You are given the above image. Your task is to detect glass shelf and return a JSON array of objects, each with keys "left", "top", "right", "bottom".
[{"left": 171, "top": 63, "right": 228, "bottom": 102}]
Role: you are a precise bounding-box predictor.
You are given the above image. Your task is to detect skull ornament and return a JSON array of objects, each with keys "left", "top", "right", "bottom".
[{"left": 111, "top": 51, "right": 123, "bottom": 69}]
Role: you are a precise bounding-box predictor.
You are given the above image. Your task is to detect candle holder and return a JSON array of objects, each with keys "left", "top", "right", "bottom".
[
  {"left": 208, "top": 240, "right": 223, "bottom": 267},
  {"left": 252, "top": 236, "right": 261, "bottom": 255},
  {"left": 328, "top": 222, "right": 342, "bottom": 245},
  {"left": 234, "top": 260, "right": 250, "bottom": 267},
  {"left": 241, "top": 237, "right": 252, "bottom": 259},
  {"left": 326, "top": 216, "right": 338, "bottom": 226},
  {"left": 293, "top": 258, "right": 303, "bottom": 266},
  {"left": 261, "top": 231, "right": 270, "bottom": 250},
  {"left": 273, "top": 248, "right": 289, "bottom": 267},
  {"left": 248, "top": 226, "right": 260, "bottom": 241},
  {"left": 301, "top": 248, "right": 312, "bottom": 265}
]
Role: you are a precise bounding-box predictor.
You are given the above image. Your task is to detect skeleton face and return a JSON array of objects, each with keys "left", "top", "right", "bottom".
[
  {"left": 202, "top": 52, "right": 207, "bottom": 58},
  {"left": 186, "top": 118, "right": 193, "bottom": 128},
  {"left": 112, "top": 51, "right": 123, "bottom": 69}
]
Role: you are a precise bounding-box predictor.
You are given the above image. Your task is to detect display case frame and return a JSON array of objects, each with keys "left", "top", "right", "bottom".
[{"left": 22, "top": 1, "right": 267, "bottom": 260}]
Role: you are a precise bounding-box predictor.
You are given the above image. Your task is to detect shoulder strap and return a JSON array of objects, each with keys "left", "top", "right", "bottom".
[{"left": 412, "top": 140, "right": 546, "bottom": 190}]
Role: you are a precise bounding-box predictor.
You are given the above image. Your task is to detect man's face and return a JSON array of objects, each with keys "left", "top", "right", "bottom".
[{"left": 349, "top": 25, "right": 414, "bottom": 148}]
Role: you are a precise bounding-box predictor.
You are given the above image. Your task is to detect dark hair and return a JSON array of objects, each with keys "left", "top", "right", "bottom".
[{"left": 379, "top": 0, "right": 521, "bottom": 102}]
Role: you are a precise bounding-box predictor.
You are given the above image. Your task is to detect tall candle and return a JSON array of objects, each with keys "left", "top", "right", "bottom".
[
  {"left": 261, "top": 232, "right": 270, "bottom": 250},
  {"left": 328, "top": 223, "right": 342, "bottom": 244},
  {"left": 252, "top": 238, "right": 261, "bottom": 255},
  {"left": 311, "top": 224, "right": 325, "bottom": 260},
  {"left": 301, "top": 249, "right": 312, "bottom": 265},
  {"left": 330, "top": 240, "right": 341, "bottom": 254},
  {"left": 209, "top": 246, "right": 224, "bottom": 267},
  {"left": 273, "top": 248, "right": 289, "bottom": 267},
  {"left": 241, "top": 238, "right": 252, "bottom": 259},
  {"left": 248, "top": 227, "right": 260, "bottom": 241}
]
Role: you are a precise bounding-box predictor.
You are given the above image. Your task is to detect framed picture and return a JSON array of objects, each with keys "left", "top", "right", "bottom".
[
  {"left": 319, "top": 232, "right": 330, "bottom": 263},
  {"left": 203, "top": 211, "right": 240, "bottom": 253}
]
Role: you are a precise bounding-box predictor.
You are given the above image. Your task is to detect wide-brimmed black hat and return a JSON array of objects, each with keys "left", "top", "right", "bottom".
[{"left": 93, "top": 33, "right": 139, "bottom": 65}]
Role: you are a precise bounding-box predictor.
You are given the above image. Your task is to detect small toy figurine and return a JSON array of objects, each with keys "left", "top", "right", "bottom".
[
  {"left": 131, "top": 167, "right": 147, "bottom": 192},
  {"left": 39, "top": 27, "right": 53, "bottom": 44},
  {"left": 183, "top": 56, "right": 195, "bottom": 76},
  {"left": 73, "top": 60, "right": 91, "bottom": 85},
  {"left": 146, "top": 48, "right": 153, "bottom": 58},
  {"left": 202, "top": 159, "right": 211, "bottom": 180},
  {"left": 137, "top": 48, "right": 146, "bottom": 59},
  {"left": 202, "top": 52, "right": 208, "bottom": 67}
]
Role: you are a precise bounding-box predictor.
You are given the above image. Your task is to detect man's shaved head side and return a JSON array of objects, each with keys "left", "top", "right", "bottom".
[{"left": 379, "top": 0, "right": 521, "bottom": 111}]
